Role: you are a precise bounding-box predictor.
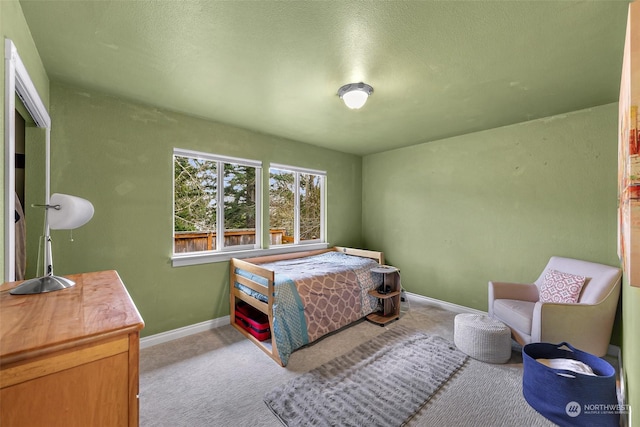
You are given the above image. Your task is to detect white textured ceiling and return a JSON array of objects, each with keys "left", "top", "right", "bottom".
[{"left": 20, "top": 0, "right": 631, "bottom": 155}]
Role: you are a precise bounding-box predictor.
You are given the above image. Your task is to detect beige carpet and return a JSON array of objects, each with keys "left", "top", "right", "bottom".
[{"left": 140, "top": 296, "right": 555, "bottom": 426}]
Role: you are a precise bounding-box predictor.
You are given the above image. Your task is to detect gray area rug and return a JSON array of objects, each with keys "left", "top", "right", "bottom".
[{"left": 264, "top": 325, "right": 468, "bottom": 427}]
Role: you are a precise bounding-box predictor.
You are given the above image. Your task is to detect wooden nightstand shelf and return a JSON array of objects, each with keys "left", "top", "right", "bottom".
[{"left": 367, "top": 265, "right": 401, "bottom": 326}]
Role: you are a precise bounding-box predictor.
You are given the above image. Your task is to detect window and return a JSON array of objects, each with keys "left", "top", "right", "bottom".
[
  {"left": 173, "top": 148, "right": 261, "bottom": 254},
  {"left": 269, "top": 164, "right": 325, "bottom": 246}
]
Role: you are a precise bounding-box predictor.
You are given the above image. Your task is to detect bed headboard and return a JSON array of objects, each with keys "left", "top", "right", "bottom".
[
  {"left": 332, "top": 246, "right": 384, "bottom": 265},
  {"left": 238, "top": 247, "right": 384, "bottom": 266}
]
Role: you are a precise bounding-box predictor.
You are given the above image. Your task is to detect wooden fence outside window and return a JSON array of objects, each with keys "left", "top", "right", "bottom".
[{"left": 174, "top": 229, "right": 292, "bottom": 253}]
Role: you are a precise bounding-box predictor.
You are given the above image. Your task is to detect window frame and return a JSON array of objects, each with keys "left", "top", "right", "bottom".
[
  {"left": 172, "top": 148, "right": 263, "bottom": 256},
  {"left": 171, "top": 152, "right": 329, "bottom": 267},
  {"left": 269, "top": 163, "right": 326, "bottom": 247}
]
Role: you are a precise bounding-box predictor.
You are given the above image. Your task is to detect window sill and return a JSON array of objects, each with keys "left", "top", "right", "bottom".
[{"left": 171, "top": 242, "right": 330, "bottom": 267}]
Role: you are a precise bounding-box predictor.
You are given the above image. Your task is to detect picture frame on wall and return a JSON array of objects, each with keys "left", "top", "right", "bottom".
[{"left": 618, "top": 3, "right": 640, "bottom": 288}]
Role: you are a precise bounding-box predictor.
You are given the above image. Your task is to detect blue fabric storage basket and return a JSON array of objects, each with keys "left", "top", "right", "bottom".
[{"left": 523, "top": 342, "right": 619, "bottom": 427}]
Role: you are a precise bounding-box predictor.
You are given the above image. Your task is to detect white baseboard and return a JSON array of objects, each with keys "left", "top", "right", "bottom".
[
  {"left": 140, "top": 315, "right": 230, "bottom": 349},
  {"left": 140, "top": 294, "right": 482, "bottom": 349},
  {"left": 140, "top": 293, "right": 623, "bottom": 364},
  {"left": 406, "top": 292, "right": 486, "bottom": 315}
]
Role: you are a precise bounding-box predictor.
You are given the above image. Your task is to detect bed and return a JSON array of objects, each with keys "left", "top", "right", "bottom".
[{"left": 229, "top": 246, "right": 385, "bottom": 366}]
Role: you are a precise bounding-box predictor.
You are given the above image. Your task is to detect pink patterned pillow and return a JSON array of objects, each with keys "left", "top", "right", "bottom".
[{"left": 539, "top": 269, "right": 586, "bottom": 303}]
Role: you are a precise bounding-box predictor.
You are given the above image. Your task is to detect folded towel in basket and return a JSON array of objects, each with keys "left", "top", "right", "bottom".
[{"left": 536, "top": 358, "right": 596, "bottom": 376}]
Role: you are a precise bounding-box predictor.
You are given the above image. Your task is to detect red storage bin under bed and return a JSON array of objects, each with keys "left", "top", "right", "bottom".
[{"left": 235, "top": 301, "right": 271, "bottom": 341}]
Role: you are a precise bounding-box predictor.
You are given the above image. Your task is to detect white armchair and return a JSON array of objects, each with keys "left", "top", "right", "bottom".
[{"left": 488, "top": 256, "right": 622, "bottom": 357}]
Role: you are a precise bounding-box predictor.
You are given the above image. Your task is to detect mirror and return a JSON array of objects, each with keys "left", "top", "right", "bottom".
[{"left": 4, "top": 39, "right": 51, "bottom": 282}]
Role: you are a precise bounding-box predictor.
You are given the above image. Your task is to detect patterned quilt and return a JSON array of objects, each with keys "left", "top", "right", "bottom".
[{"left": 235, "top": 251, "right": 383, "bottom": 366}]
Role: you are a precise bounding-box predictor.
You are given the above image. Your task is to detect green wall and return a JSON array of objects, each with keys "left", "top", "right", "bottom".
[
  {"left": 0, "top": 0, "right": 50, "bottom": 281},
  {"left": 361, "top": 102, "right": 640, "bottom": 415},
  {"left": 362, "top": 104, "right": 620, "bottom": 310},
  {"left": 48, "top": 81, "right": 363, "bottom": 336}
]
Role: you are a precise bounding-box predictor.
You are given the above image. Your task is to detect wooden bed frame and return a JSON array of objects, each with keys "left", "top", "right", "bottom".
[{"left": 229, "top": 246, "right": 384, "bottom": 366}]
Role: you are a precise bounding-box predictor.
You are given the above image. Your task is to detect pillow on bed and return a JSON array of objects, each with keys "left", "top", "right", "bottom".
[{"left": 539, "top": 269, "right": 586, "bottom": 303}]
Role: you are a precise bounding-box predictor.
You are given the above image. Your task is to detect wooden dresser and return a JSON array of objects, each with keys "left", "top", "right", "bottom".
[{"left": 0, "top": 270, "right": 144, "bottom": 426}]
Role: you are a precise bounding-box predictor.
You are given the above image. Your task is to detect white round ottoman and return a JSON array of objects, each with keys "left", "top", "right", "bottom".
[{"left": 454, "top": 313, "right": 511, "bottom": 364}]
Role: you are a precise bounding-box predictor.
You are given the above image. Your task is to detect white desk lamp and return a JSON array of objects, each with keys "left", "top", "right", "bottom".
[{"left": 10, "top": 193, "right": 94, "bottom": 295}]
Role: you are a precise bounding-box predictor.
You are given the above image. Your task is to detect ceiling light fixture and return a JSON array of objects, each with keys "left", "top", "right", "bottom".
[{"left": 338, "top": 82, "right": 373, "bottom": 109}]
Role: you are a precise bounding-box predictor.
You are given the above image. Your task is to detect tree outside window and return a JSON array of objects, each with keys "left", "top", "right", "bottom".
[
  {"left": 173, "top": 149, "right": 261, "bottom": 254},
  {"left": 269, "top": 166, "right": 325, "bottom": 245}
]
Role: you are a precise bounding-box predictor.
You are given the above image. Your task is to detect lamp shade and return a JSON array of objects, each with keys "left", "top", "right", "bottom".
[{"left": 48, "top": 193, "right": 94, "bottom": 230}]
